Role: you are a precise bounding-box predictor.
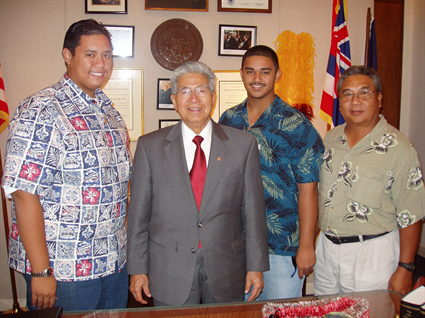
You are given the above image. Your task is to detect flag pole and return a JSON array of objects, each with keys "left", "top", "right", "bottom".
[
  {"left": 1, "top": 148, "right": 24, "bottom": 314},
  {"left": 364, "top": 8, "right": 372, "bottom": 66}
]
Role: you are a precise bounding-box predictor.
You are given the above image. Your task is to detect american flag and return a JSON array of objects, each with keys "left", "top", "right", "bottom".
[
  {"left": 319, "top": 0, "right": 351, "bottom": 127},
  {"left": 0, "top": 61, "right": 9, "bottom": 134}
]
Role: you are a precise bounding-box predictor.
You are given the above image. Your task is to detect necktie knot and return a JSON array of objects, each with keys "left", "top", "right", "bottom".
[{"left": 193, "top": 135, "right": 204, "bottom": 147}]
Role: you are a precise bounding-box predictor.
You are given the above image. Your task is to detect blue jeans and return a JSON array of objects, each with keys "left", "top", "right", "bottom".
[
  {"left": 24, "top": 264, "right": 128, "bottom": 311},
  {"left": 245, "top": 254, "right": 304, "bottom": 301}
]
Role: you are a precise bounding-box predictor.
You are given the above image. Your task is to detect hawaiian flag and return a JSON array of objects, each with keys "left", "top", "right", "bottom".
[
  {"left": 0, "top": 61, "right": 9, "bottom": 134},
  {"left": 320, "top": 0, "right": 351, "bottom": 127}
]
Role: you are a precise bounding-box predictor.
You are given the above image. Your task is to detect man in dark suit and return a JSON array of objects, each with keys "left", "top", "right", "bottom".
[
  {"left": 227, "top": 32, "right": 238, "bottom": 49},
  {"left": 127, "top": 61, "right": 269, "bottom": 306}
]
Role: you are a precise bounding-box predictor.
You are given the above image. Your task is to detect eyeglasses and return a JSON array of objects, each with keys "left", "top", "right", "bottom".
[
  {"left": 176, "top": 86, "right": 211, "bottom": 98},
  {"left": 340, "top": 89, "right": 375, "bottom": 102}
]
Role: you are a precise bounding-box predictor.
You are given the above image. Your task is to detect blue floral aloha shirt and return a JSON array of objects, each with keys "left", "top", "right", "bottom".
[
  {"left": 318, "top": 116, "right": 425, "bottom": 236},
  {"left": 219, "top": 96, "right": 324, "bottom": 256},
  {"left": 2, "top": 75, "right": 132, "bottom": 281}
]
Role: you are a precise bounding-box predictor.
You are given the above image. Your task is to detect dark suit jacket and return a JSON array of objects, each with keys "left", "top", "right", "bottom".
[{"left": 127, "top": 120, "right": 269, "bottom": 305}]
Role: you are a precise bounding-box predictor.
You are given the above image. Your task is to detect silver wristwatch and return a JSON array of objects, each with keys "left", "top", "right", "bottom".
[{"left": 31, "top": 266, "right": 54, "bottom": 277}]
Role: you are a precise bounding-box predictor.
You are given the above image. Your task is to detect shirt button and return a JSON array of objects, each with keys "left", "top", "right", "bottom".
[{"left": 191, "top": 248, "right": 196, "bottom": 253}]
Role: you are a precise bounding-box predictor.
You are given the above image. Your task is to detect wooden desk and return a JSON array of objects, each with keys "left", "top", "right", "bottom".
[{"left": 62, "top": 290, "right": 402, "bottom": 318}]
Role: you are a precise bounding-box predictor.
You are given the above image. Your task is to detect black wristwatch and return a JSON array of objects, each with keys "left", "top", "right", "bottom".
[
  {"left": 398, "top": 261, "right": 415, "bottom": 272},
  {"left": 31, "top": 266, "right": 54, "bottom": 277}
]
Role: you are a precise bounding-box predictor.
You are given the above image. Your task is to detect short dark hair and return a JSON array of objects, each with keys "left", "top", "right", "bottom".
[
  {"left": 337, "top": 65, "right": 383, "bottom": 95},
  {"left": 63, "top": 19, "right": 112, "bottom": 55},
  {"left": 241, "top": 45, "right": 279, "bottom": 72}
]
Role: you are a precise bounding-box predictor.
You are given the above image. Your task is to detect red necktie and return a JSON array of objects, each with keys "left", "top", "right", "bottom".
[{"left": 190, "top": 136, "right": 207, "bottom": 211}]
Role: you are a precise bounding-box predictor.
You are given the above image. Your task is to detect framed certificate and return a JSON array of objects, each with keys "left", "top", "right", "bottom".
[
  {"left": 218, "top": 0, "right": 271, "bottom": 13},
  {"left": 211, "top": 71, "right": 247, "bottom": 122},
  {"left": 101, "top": 68, "right": 144, "bottom": 140},
  {"left": 85, "top": 0, "right": 128, "bottom": 14}
]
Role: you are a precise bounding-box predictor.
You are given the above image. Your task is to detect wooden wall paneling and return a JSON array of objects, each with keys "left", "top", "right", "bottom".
[{"left": 374, "top": 0, "right": 404, "bottom": 129}]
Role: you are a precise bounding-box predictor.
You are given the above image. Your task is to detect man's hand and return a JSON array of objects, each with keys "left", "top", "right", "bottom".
[
  {"left": 296, "top": 245, "right": 316, "bottom": 279},
  {"left": 388, "top": 266, "right": 413, "bottom": 295},
  {"left": 129, "top": 274, "right": 151, "bottom": 304},
  {"left": 296, "top": 182, "right": 318, "bottom": 279},
  {"left": 389, "top": 221, "right": 422, "bottom": 295},
  {"left": 31, "top": 276, "right": 57, "bottom": 309},
  {"left": 12, "top": 190, "right": 56, "bottom": 308},
  {"left": 245, "top": 271, "right": 264, "bottom": 301}
]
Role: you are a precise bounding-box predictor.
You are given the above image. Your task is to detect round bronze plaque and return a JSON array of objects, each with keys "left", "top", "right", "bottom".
[{"left": 150, "top": 18, "right": 203, "bottom": 71}]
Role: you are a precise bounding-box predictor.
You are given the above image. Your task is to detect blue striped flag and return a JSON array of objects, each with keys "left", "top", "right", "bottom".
[{"left": 320, "top": 0, "right": 352, "bottom": 127}]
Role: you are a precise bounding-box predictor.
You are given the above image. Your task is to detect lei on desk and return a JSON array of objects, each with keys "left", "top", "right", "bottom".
[{"left": 262, "top": 297, "right": 370, "bottom": 318}]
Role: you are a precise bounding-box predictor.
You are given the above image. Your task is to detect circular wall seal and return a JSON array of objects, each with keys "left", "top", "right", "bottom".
[{"left": 150, "top": 18, "right": 203, "bottom": 71}]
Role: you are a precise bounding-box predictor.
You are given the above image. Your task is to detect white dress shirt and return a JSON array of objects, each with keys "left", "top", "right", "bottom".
[{"left": 181, "top": 120, "right": 212, "bottom": 172}]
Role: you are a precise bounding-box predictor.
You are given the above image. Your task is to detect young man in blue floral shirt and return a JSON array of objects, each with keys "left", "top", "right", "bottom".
[
  {"left": 2, "top": 19, "right": 132, "bottom": 311},
  {"left": 219, "top": 45, "right": 324, "bottom": 300}
]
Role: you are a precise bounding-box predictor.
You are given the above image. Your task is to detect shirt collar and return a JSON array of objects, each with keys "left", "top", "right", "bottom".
[
  {"left": 62, "top": 73, "right": 112, "bottom": 112},
  {"left": 181, "top": 119, "right": 212, "bottom": 142},
  {"left": 336, "top": 115, "right": 387, "bottom": 145}
]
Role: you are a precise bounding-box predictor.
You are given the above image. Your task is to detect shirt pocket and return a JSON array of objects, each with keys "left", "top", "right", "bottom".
[
  {"left": 348, "top": 172, "right": 386, "bottom": 209},
  {"left": 231, "top": 231, "right": 246, "bottom": 255}
]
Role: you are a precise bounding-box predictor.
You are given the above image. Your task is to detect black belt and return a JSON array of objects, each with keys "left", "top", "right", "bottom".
[{"left": 324, "top": 232, "right": 389, "bottom": 244}]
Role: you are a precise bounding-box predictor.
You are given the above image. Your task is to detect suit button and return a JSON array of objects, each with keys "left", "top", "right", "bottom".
[
  {"left": 198, "top": 222, "right": 203, "bottom": 227},
  {"left": 191, "top": 248, "right": 196, "bottom": 253}
]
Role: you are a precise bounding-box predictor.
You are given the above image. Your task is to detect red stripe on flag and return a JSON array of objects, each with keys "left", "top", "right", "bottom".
[{"left": 0, "top": 61, "right": 10, "bottom": 134}]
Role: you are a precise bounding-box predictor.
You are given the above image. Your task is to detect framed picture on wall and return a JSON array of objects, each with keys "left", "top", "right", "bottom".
[
  {"left": 211, "top": 71, "right": 247, "bottom": 122},
  {"left": 217, "top": 0, "right": 271, "bottom": 13},
  {"left": 101, "top": 68, "right": 144, "bottom": 140},
  {"left": 145, "top": 0, "right": 208, "bottom": 11},
  {"left": 219, "top": 25, "right": 257, "bottom": 56},
  {"left": 85, "top": 0, "right": 128, "bottom": 14},
  {"left": 159, "top": 119, "right": 180, "bottom": 129},
  {"left": 157, "top": 79, "right": 174, "bottom": 110},
  {"left": 104, "top": 25, "right": 134, "bottom": 57}
]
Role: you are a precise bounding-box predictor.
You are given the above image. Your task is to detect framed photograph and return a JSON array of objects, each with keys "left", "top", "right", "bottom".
[
  {"left": 104, "top": 25, "right": 134, "bottom": 57},
  {"left": 159, "top": 119, "right": 180, "bottom": 129},
  {"left": 101, "top": 68, "right": 144, "bottom": 141},
  {"left": 217, "top": 0, "right": 271, "bottom": 13},
  {"left": 157, "top": 79, "right": 175, "bottom": 110},
  {"left": 146, "top": 0, "right": 208, "bottom": 11},
  {"left": 85, "top": 0, "right": 128, "bottom": 14},
  {"left": 219, "top": 25, "right": 257, "bottom": 56},
  {"left": 211, "top": 71, "right": 247, "bottom": 122}
]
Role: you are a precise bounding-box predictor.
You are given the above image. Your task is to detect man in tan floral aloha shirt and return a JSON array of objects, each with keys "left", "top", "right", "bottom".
[{"left": 315, "top": 65, "right": 424, "bottom": 297}]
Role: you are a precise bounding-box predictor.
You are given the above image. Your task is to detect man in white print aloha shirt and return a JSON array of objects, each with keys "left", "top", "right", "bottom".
[{"left": 2, "top": 19, "right": 131, "bottom": 311}]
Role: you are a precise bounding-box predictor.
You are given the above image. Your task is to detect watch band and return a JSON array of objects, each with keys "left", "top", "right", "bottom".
[
  {"left": 31, "top": 266, "right": 54, "bottom": 277},
  {"left": 398, "top": 261, "right": 415, "bottom": 272}
]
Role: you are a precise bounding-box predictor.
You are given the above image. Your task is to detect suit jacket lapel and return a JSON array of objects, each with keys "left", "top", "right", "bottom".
[
  {"left": 200, "top": 122, "right": 230, "bottom": 214},
  {"left": 164, "top": 123, "right": 198, "bottom": 211}
]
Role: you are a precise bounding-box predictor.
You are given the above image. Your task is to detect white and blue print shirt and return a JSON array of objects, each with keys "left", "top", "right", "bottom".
[{"left": 2, "top": 75, "right": 132, "bottom": 281}]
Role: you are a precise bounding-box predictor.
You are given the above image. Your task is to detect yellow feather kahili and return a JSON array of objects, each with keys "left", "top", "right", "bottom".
[{"left": 273, "top": 31, "right": 316, "bottom": 120}]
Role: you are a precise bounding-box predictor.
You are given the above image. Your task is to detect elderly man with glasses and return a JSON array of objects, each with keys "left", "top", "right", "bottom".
[
  {"left": 127, "top": 61, "right": 269, "bottom": 306},
  {"left": 314, "top": 65, "right": 424, "bottom": 297}
]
